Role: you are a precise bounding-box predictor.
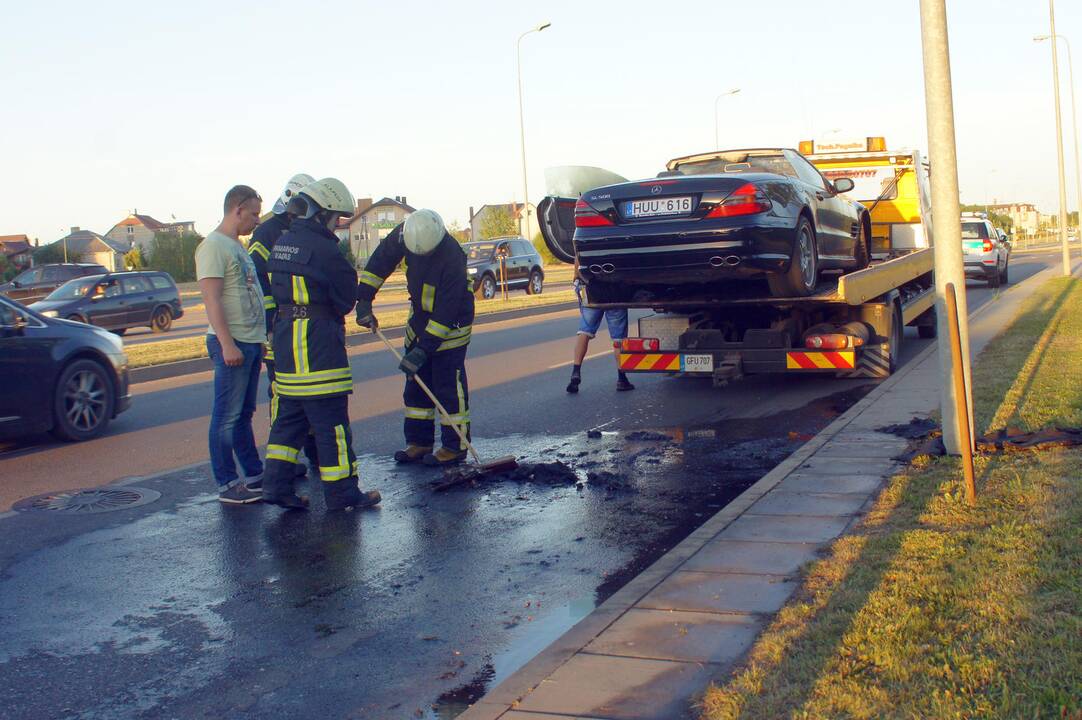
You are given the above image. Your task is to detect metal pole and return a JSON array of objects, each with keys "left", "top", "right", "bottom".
[
  {"left": 516, "top": 22, "right": 550, "bottom": 240},
  {"left": 919, "top": 0, "right": 974, "bottom": 456},
  {"left": 946, "top": 283, "right": 977, "bottom": 504},
  {"left": 713, "top": 88, "right": 740, "bottom": 150},
  {"left": 1047, "top": 1, "right": 1071, "bottom": 274}
]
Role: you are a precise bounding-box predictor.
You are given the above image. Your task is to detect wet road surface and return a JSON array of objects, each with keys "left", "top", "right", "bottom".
[{"left": 0, "top": 254, "right": 1057, "bottom": 719}]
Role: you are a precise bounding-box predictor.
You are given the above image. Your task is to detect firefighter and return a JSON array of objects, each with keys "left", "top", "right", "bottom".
[
  {"left": 355, "top": 209, "right": 475, "bottom": 466},
  {"left": 262, "top": 177, "right": 381, "bottom": 511},
  {"left": 248, "top": 173, "right": 318, "bottom": 477}
]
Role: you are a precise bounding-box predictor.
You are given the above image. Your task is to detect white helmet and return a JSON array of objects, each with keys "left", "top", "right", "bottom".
[
  {"left": 272, "top": 173, "right": 315, "bottom": 214},
  {"left": 299, "top": 177, "right": 356, "bottom": 215},
  {"left": 403, "top": 209, "right": 446, "bottom": 255}
]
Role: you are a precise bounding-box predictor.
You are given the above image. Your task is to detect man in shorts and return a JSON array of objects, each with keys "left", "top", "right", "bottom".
[{"left": 566, "top": 278, "right": 634, "bottom": 393}]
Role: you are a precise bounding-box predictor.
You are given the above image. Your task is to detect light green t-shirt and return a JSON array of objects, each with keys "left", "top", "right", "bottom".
[{"left": 195, "top": 231, "right": 265, "bottom": 345}]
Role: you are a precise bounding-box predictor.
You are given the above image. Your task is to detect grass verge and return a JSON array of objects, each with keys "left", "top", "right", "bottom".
[
  {"left": 700, "top": 277, "right": 1082, "bottom": 720},
  {"left": 125, "top": 289, "right": 576, "bottom": 368}
]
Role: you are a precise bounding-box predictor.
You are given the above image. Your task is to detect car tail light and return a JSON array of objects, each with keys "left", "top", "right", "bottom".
[
  {"left": 805, "top": 333, "right": 865, "bottom": 350},
  {"left": 574, "top": 198, "right": 613, "bottom": 227},
  {"left": 621, "top": 337, "right": 660, "bottom": 352},
  {"left": 705, "top": 183, "right": 772, "bottom": 218},
  {"left": 982, "top": 238, "right": 994, "bottom": 252}
]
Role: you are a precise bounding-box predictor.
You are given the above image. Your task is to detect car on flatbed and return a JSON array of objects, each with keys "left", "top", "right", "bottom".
[{"left": 539, "top": 148, "right": 871, "bottom": 302}]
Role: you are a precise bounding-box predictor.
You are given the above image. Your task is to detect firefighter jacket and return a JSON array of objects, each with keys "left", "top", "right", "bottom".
[
  {"left": 356, "top": 225, "right": 475, "bottom": 355},
  {"left": 266, "top": 217, "right": 357, "bottom": 399},
  {"left": 248, "top": 212, "right": 290, "bottom": 361}
]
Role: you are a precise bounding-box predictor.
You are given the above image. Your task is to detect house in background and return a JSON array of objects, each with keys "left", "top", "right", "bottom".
[
  {"left": 56, "top": 227, "right": 130, "bottom": 271},
  {"left": 468, "top": 202, "right": 539, "bottom": 242},
  {"left": 105, "top": 211, "right": 196, "bottom": 251},
  {"left": 0, "top": 234, "right": 33, "bottom": 270},
  {"left": 346, "top": 196, "right": 415, "bottom": 262},
  {"left": 988, "top": 202, "right": 1040, "bottom": 237}
]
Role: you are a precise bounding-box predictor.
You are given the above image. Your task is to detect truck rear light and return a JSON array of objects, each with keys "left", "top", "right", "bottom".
[
  {"left": 705, "top": 183, "right": 772, "bottom": 218},
  {"left": 982, "top": 239, "right": 994, "bottom": 252},
  {"left": 574, "top": 199, "right": 613, "bottom": 228},
  {"left": 805, "top": 333, "right": 865, "bottom": 350},
  {"left": 621, "top": 337, "right": 660, "bottom": 352}
]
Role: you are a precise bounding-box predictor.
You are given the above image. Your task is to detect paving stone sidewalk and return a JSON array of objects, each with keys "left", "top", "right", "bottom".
[{"left": 460, "top": 263, "right": 1073, "bottom": 720}]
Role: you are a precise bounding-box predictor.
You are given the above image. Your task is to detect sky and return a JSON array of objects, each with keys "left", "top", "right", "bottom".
[{"left": 1, "top": 0, "right": 1080, "bottom": 244}]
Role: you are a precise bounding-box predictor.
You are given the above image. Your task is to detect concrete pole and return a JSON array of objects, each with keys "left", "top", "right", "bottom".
[
  {"left": 919, "top": 0, "right": 974, "bottom": 455},
  {"left": 1048, "top": 1, "right": 1071, "bottom": 274},
  {"left": 515, "top": 22, "right": 550, "bottom": 240}
]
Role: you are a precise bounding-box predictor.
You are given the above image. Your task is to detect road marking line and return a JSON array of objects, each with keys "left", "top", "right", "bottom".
[{"left": 548, "top": 349, "right": 612, "bottom": 370}]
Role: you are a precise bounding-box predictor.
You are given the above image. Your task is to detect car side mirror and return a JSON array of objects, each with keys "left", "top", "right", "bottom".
[
  {"left": 10, "top": 280, "right": 20, "bottom": 288},
  {"left": 832, "top": 178, "right": 855, "bottom": 193}
]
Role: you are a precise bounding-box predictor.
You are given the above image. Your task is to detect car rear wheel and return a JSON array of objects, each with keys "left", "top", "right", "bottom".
[
  {"left": 151, "top": 306, "right": 173, "bottom": 333},
  {"left": 768, "top": 217, "right": 818, "bottom": 297},
  {"left": 999, "top": 262, "right": 1009, "bottom": 285},
  {"left": 526, "top": 270, "right": 543, "bottom": 295},
  {"left": 51, "top": 359, "right": 115, "bottom": 441},
  {"left": 852, "top": 222, "right": 870, "bottom": 271},
  {"left": 476, "top": 274, "right": 497, "bottom": 301}
]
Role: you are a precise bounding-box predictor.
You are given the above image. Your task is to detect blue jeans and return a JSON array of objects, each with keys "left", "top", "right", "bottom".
[{"left": 206, "top": 335, "right": 264, "bottom": 487}]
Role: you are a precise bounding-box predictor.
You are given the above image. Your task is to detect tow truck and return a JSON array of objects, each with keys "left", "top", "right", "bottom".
[{"left": 538, "top": 137, "right": 936, "bottom": 384}]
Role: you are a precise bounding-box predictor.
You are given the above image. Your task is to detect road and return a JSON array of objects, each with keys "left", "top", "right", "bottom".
[{"left": 0, "top": 251, "right": 1059, "bottom": 720}]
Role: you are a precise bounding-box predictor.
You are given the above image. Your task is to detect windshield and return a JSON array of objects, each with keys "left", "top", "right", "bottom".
[
  {"left": 961, "top": 222, "right": 988, "bottom": 240},
  {"left": 44, "top": 276, "right": 101, "bottom": 301},
  {"left": 672, "top": 151, "right": 797, "bottom": 177},
  {"left": 464, "top": 242, "right": 496, "bottom": 261}
]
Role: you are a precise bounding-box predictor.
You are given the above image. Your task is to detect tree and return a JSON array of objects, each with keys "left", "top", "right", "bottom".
[
  {"left": 479, "top": 206, "right": 517, "bottom": 239},
  {"left": 145, "top": 232, "right": 202, "bottom": 282},
  {"left": 447, "top": 220, "right": 471, "bottom": 244},
  {"left": 961, "top": 204, "right": 1013, "bottom": 232},
  {"left": 124, "top": 246, "right": 145, "bottom": 270},
  {"left": 0, "top": 254, "right": 16, "bottom": 282},
  {"left": 33, "top": 241, "right": 82, "bottom": 265}
]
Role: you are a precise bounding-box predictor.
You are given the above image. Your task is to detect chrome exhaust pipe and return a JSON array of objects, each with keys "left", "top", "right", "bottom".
[
  {"left": 708, "top": 256, "right": 726, "bottom": 267},
  {"left": 589, "top": 264, "right": 603, "bottom": 274},
  {"left": 724, "top": 255, "right": 741, "bottom": 266},
  {"left": 601, "top": 263, "right": 615, "bottom": 274}
]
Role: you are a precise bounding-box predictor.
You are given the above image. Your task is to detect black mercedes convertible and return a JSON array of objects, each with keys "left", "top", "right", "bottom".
[{"left": 539, "top": 148, "right": 871, "bottom": 301}]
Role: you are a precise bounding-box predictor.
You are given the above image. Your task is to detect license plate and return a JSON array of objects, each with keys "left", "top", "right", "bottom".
[
  {"left": 625, "top": 196, "right": 694, "bottom": 218},
  {"left": 682, "top": 354, "right": 714, "bottom": 373}
]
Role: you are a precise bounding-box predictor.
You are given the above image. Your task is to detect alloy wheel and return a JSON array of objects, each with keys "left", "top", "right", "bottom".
[
  {"left": 798, "top": 226, "right": 815, "bottom": 288},
  {"left": 482, "top": 277, "right": 496, "bottom": 300},
  {"left": 64, "top": 370, "right": 106, "bottom": 432}
]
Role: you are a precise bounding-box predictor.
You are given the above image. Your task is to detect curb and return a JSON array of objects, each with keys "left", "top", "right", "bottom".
[{"left": 128, "top": 301, "right": 577, "bottom": 384}]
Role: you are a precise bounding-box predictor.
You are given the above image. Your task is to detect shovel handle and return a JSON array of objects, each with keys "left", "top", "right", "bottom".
[{"left": 372, "top": 326, "right": 482, "bottom": 464}]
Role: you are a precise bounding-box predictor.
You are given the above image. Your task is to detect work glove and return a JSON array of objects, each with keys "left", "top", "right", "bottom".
[
  {"left": 399, "top": 346, "right": 428, "bottom": 377},
  {"left": 355, "top": 300, "right": 378, "bottom": 330}
]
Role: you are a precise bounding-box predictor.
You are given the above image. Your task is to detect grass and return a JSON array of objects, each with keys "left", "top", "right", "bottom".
[
  {"left": 124, "top": 289, "right": 576, "bottom": 368},
  {"left": 700, "top": 277, "right": 1082, "bottom": 720}
]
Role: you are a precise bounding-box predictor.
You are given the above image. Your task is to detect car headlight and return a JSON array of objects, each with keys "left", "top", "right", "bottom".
[
  {"left": 467, "top": 267, "right": 477, "bottom": 275},
  {"left": 41, "top": 310, "right": 58, "bottom": 318}
]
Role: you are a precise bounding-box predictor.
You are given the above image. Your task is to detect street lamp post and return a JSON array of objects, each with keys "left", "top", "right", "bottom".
[
  {"left": 1036, "top": 32, "right": 1081, "bottom": 250},
  {"left": 516, "top": 21, "right": 551, "bottom": 239},
  {"left": 714, "top": 88, "right": 741, "bottom": 150},
  {"left": 1042, "top": 0, "right": 1071, "bottom": 275}
]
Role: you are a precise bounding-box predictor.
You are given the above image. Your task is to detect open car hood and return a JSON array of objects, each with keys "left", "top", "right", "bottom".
[{"left": 539, "top": 166, "right": 629, "bottom": 264}]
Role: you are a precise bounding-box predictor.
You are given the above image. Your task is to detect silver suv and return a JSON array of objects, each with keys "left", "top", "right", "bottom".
[{"left": 961, "top": 213, "right": 1009, "bottom": 287}]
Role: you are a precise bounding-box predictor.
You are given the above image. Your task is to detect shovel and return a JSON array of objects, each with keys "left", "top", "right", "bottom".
[{"left": 371, "top": 325, "right": 518, "bottom": 480}]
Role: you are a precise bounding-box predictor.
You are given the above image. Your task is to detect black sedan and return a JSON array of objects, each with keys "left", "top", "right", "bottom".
[
  {"left": 29, "top": 271, "right": 183, "bottom": 335},
  {"left": 0, "top": 295, "right": 132, "bottom": 442},
  {"left": 539, "top": 148, "right": 870, "bottom": 301}
]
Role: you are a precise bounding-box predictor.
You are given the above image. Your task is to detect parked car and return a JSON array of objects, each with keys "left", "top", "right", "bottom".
[
  {"left": 0, "top": 294, "right": 131, "bottom": 441},
  {"left": 539, "top": 148, "right": 871, "bottom": 301},
  {"left": 0, "top": 263, "right": 108, "bottom": 305},
  {"left": 28, "top": 271, "right": 183, "bottom": 335},
  {"left": 464, "top": 238, "right": 545, "bottom": 300},
  {"left": 961, "top": 213, "right": 1009, "bottom": 286}
]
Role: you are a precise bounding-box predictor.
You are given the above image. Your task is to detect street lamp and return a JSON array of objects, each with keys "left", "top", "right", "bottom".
[
  {"left": 714, "top": 88, "right": 741, "bottom": 150},
  {"left": 1039, "top": 1, "right": 1071, "bottom": 275},
  {"left": 1036, "top": 32, "right": 1081, "bottom": 249},
  {"left": 516, "top": 21, "right": 551, "bottom": 239}
]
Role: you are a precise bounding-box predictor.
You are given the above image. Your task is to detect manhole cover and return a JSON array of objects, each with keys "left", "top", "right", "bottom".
[{"left": 13, "top": 487, "right": 161, "bottom": 514}]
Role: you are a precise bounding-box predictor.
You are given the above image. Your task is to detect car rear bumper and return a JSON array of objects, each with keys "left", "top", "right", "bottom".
[{"left": 963, "top": 260, "right": 996, "bottom": 279}]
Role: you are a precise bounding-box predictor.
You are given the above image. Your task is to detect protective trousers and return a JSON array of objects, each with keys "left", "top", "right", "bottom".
[
  {"left": 403, "top": 344, "right": 470, "bottom": 452},
  {"left": 265, "top": 359, "right": 319, "bottom": 467},
  {"left": 264, "top": 394, "right": 364, "bottom": 510}
]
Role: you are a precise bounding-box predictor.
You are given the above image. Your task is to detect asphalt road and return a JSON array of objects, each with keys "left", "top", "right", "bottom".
[{"left": 0, "top": 251, "right": 1059, "bottom": 720}]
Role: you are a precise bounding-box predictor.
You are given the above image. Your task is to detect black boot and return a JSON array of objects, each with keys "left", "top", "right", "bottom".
[
  {"left": 616, "top": 371, "right": 635, "bottom": 392},
  {"left": 566, "top": 366, "right": 582, "bottom": 394},
  {"left": 323, "top": 478, "right": 381, "bottom": 512},
  {"left": 262, "top": 467, "right": 309, "bottom": 510}
]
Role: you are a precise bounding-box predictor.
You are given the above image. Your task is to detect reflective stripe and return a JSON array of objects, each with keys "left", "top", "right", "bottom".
[
  {"left": 405, "top": 325, "right": 417, "bottom": 344},
  {"left": 274, "top": 366, "right": 352, "bottom": 383},
  {"left": 250, "top": 242, "right": 270, "bottom": 260},
  {"left": 456, "top": 368, "right": 466, "bottom": 417},
  {"left": 437, "top": 331, "right": 471, "bottom": 351},
  {"left": 440, "top": 412, "right": 470, "bottom": 425},
  {"left": 319, "top": 425, "right": 352, "bottom": 481},
  {"left": 269, "top": 391, "right": 279, "bottom": 423},
  {"left": 266, "top": 443, "right": 300, "bottom": 463},
  {"left": 425, "top": 319, "right": 452, "bottom": 339},
  {"left": 263, "top": 295, "right": 276, "bottom": 310},
  {"left": 358, "top": 271, "right": 384, "bottom": 290},
  {"left": 292, "top": 318, "right": 309, "bottom": 374},
  {"left": 404, "top": 406, "right": 436, "bottom": 420},
  {"left": 421, "top": 283, "right": 436, "bottom": 312},
  {"left": 276, "top": 380, "right": 354, "bottom": 397},
  {"left": 292, "top": 275, "right": 309, "bottom": 304}
]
